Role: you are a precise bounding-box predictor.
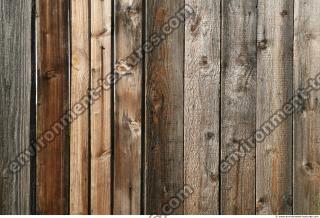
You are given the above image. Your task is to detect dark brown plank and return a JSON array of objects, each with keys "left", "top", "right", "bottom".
[
  {"left": 256, "top": 0, "right": 293, "bottom": 214},
  {"left": 0, "top": 0, "right": 32, "bottom": 214},
  {"left": 114, "top": 0, "right": 142, "bottom": 214},
  {"left": 145, "top": 0, "right": 184, "bottom": 215},
  {"left": 184, "top": 0, "right": 220, "bottom": 214},
  {"left": 36, "top": 0, "right": 69, "bottom": 214},
  {"left": 221, "top": 0, "right": 257, "bottom": 214},
  {"left": 294, "top": 0, "right": 320, "bottom": 214}
]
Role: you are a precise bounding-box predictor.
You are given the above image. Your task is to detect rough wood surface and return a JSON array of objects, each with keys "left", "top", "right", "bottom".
[
  {"left": 70, "top": 0, "right": 89, "bottom": 214},
  {"left": 145, "top": 0, "right": 184, "bottom": 214},
  {"left": 37, "top": 0, "right": 69, "bottom": 214},
  {"left": 90, "top": 0, "right": 112, "bottom": 214},
  {"left": 114, "top": 0, "right": 142, "bottom": 214},
  {"left": 184, "top": 0, "right": 220, "bottom": 214},
  {"left": 256, "top": 0, "right": 293, "bottom": 214},
  {"left": 221, "top": 0, "right": 257, "bottom": 214},
  {"left": 0, "top": 0, "right": 31, "bottom": 214},
  {"left": 294, "top": 0, "right": 320, "bottom": 214}
]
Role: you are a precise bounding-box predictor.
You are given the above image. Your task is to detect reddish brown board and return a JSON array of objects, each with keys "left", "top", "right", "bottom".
[
  {"left": 37, "top": 0, "right": 69, "bottom": 214},
  {"left": 145, "top": 0, "right": 184, "bottom": 215}
]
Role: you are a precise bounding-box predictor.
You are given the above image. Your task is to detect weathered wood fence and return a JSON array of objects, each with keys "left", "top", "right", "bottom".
[{"left": 1, "top": 0, "right": 320, "bottom": 215}]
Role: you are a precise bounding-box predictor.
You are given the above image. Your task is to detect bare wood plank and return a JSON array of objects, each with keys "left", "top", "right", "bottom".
[
  {"left": 221, "top": 0, "right": 257, "bottom": 214},
  {"left": 114, "top": 0, "right": 142, "bottom": 214},
  {"left": 294, "top": 0, "right": 320, "bottom": 214},
  {"left": 37, "top": 0, "right": 69, "bottom": 214},
  {"left": 0, "top": 0, "right": 31, "bottom": 214},
  {"left": 90, "top": 0, "right": 112, "bottom": 214},
  {"left": 145, "top": 0, "right": 184, "bottom": 214},
  {"left": 184, "top": 0, "right": 220, "bottom": 214},
  {"left": 70, "top": 0, "right": 90, "bottom": 214},
  {"left": 256, "top": 0, "right": 293, "bottom": 214}
]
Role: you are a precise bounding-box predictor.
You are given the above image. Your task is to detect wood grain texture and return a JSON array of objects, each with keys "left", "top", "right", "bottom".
[
  {"left": 70, "top": 0, "right": 89, "bottom": 214},
  {"left": 294, "top": 0, "right": 320, "bottom": 214},
  {"left": 90, "top": 0, "right": 112, "bottom": 215},
  {"left": 256, "top": 0, "right": 293, "bottom": 214},
  {"left": 0, "top": 0, "right": 31, "bottom": 214},
  {"left": 184, "top": 0, "right": 220, "bottom": 214},
  {"left": 37, "top": 0, "right": 69, "bottom": 214},
  {"left": 145, "top": 0, "right": 184, "bottom": 214},
  {"left": 114, "top": 0, "right": 142, "bottom": 214},
  {"left": 221, "top": 0, "right": 257, "bottom": 214}
]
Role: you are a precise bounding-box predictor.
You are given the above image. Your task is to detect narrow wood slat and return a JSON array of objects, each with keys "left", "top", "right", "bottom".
[
  {"left": 256, "top": 0, "right": 293, "bottom": 214},
  {"left": 221, "top": 0, "right": 257, "bottom": 214},
  {"left": 70, "top": 0, "right": 90, "bottom": 214},
  {"left": 37, "top": 0, "right": 69, "bottom": 214},
  {"left": 114, "top": 0, "right": 142, "bottom": 214},
  {"left": 0, "top": 0, "right": 31, "bottom": 214},
  {"left": 145, "top": 0, "right": 184, "bottom": 214},
  {"left": 90, "top": 0, "right": 112, "bottom": 214},
  {"left": 184, "top": 0, "right": 220, "bottom": 214},
  {"left": 294, "top": 0, "right": 320, "bottom": 214}
]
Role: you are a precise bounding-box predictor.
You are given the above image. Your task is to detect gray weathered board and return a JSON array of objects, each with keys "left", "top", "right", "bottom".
[{"left": 0, "top": 0, "right": 32, "bottom": 214}]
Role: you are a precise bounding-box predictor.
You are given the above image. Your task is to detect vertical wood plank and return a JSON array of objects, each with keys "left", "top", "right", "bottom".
[
  {"left": 37, "top": 0, "right": 69, "bottom": 214},
  {"left": 184, "top": 0, "right": 220, "bottom": 214},
  {"left": 0, "top": 0, "right": 31, "bottom": 214},
  {"left": 114, "top": 0, "right": 142, "bottom": 214},
  {"left": 256, "top": 0, "right": 293, "bottom": 214},
  {"left": 294, "top": 0, "right": 320, "bottom": 214},
  {"left": 145, "top": 0, "right": 184, "bottom": 214},
  {"left": 90, "top": 0, "right": 112, "bottom": 215},
  {"left": 70, "top": 0, "right": 90, "bottom": 214},
  {"left": 221, "top": 0, "right": 257, "bottom": 214}
]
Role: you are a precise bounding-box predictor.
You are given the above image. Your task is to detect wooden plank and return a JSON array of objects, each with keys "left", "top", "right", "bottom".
[
  {"left": 293, "top": 0, "right": 320, "bottom": 214},
  {"left": 256, "top": 0, "right": 293, "bottom": 214},
  {"left": 114, "top": 0, "right": 142, "bottom": 214},
  {"left": 90, "top": 0, "right": 112, "bottom": 214},
  {"left": 184, "top": 0, "right": 220, "bottom": 215},
  {"left": 0, "top": 0, "right": 31, "bottom": 214},
  {"left": 37, "top": 0, "right": 69, "bottom": 214},
  {"left": 221, "top": 0, "right": 257, "bottom": 214},
  {"left": 70, "top": 0, "right": 90, "bottom": 214},
  {"left": 145, "top": 0, "right": 184, "bottom": 214}
]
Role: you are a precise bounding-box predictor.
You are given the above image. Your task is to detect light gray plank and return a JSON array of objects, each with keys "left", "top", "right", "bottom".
[{"left": 184, "top": 0, "right": 220, "bottom": 214}]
